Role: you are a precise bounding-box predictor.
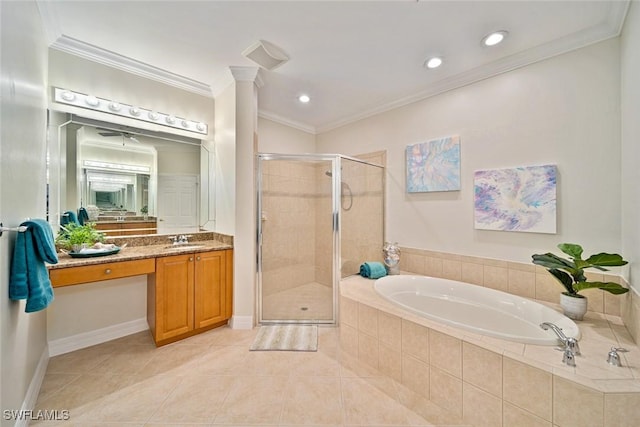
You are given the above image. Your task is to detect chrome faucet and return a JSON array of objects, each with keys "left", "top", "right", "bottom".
[
  {"left": 540, "top": 322, "right": 581, "bottom": 366},
  {"left": 178, "top": 234, "right": 190, "bottom": 244},
  {"left": 606, "top": 347, "right": 628, "bottom": 367}
]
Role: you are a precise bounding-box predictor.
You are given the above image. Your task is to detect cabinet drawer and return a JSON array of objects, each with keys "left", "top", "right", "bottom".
[{"left": 50, "top": 258, "right": 156, "bottom": 287}]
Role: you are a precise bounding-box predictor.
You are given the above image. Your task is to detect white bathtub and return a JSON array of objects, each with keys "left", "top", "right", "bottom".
[{"left": 374, "top": 275, "right": 580, "bottom": 345}]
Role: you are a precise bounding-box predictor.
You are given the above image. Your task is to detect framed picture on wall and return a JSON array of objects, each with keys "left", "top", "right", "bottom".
[
  {"left": 474, "top": 164, "right": 557, "bottom": 234},
  {"left": 406, "top": 135, "right": 461, "bottom": 193}
]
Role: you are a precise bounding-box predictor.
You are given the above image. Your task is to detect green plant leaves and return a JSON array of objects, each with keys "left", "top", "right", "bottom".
[
  {"left": 532, "top": 243, "right": 628, "bottom": 296},
  {"left": 55, "top": 223, "right": 105, "bottom": 250},
  {"left": 573, "top": 281, "right": 629, "bottom": 295},
  {"left": 532, "top": 253, "right": 576, "bottom": 271},
  {"left": 558, "top": 243, "right": 583, "bottom": 260},
  {"left": 548, "top": 268, "right": 576, "bottom": 295},
  {"left": 585, "top": 252, "right": 628, "bottom": 268}
]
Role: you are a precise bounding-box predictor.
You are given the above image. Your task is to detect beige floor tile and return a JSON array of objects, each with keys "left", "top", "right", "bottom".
[
  {"left": 91, "top": 344, "right": 157, "bottom": 375},
  {"left": 46, "top": 345, "right": 115, "bottom": 374},
  {"left": 35, "top": 372, "right": 81, "bottom": 403},
  {"left": 341, "top": 376, "right": 410, "bottom": 425},
  {"left": 149, "top": 374, "right": 235, "bottom": 423},
  {"left": 73, "top": 374, "right": 182, "bottom": 422},
  {"left": 288, "top": 351, "right": 342, "bottom": 377},
  {"left": 191, "top": 344, "right": 252, "bottom": 376},
  {"left": 213, "top": 375, "right": 288, "bottom": 424},
  {"left": 280, "top": 376, "right": 344, "bottom": 425},
  {"left": 35, "top": 327, "right": 479, "bottom": 427},
  {"left": 35, "top": 374, "right": 138, "bottom": 418}
]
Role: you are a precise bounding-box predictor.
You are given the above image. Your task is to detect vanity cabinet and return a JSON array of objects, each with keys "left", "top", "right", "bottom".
[
  {"left": 94, "top": 220, "right": 158, "bottom": 236},
  {"left": 147, "top": 249, "right": 233, "bottom": 346}
]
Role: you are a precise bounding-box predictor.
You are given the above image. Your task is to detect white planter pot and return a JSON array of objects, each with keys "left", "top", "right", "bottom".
[{"left": 560, "top": 293, "right": 588, "bottom": 321}]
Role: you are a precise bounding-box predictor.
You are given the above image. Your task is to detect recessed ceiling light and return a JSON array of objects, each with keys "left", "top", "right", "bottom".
[
  {"left": 482, "top": 30, "right": 508, "bottom": 47},
  {"left": 424, "top": 57, "right": 443, "bottom": 69},
  {"left": 298, "top": 94, "right": 310, "bottom": 103}
]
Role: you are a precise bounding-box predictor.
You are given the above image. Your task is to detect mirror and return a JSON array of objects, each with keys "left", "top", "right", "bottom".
[
  {"left": 48, "top": 113, "right": 214, "bottom": 236},
  {"left": 78, "top": 125, "right": 156, "bottom": 218}
]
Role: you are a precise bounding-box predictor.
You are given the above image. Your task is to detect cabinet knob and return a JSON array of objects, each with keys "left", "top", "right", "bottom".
[
  {"left": 196, "top": 256, "right": 201, "bottom": 261},
  {"left": 189, "top": 257, "right": 194, "bottom": 262},
  {"left": 105, "top": 268, "right": 112, "bottom": 274}
]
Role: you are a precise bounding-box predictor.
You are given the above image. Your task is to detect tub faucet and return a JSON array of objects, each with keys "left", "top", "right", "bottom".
[{"left": 540, "top": 322, "right": 580, "bottom": 366}]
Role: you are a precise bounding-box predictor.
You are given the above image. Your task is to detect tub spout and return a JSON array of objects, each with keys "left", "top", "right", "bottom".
[
  {"left": 541, "top": 322, "right": 580, "bottom": 365},
  {"left": 540, "top": 322, "right": 568, "bottom": 344}
]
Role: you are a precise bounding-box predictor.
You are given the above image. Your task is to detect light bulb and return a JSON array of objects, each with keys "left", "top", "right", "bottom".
[
  {"left": 85, "top": 95, "right": 100, "bottom": 107},
  {"left": 482, "top": 31, "right": 508, "bottom": 47},
  {"left": 425, "top": 57, "right": 443, "bottom": 69}
]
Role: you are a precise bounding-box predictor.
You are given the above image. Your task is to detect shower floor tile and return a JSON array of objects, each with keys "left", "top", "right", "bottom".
[{"left": 262, "top": 281, "right": 334, "bottom": 322}]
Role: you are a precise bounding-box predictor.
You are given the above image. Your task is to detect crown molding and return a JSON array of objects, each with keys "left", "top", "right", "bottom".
[
  {"left": 316, "top": 1, "right": 629, "bottom": 134},
  {"left": 607, "top": 0, "right": 631, "bottom": 35},
  {"left": 258, "top": 110, "right": 317, "bottom": 135},
  {"left": 49, "top": 35, "right": 213, "bottom": 98},
  {"left": 229, "top": 66, "right": 264, "bottom": 88},
  {"left": 36, "top": 0, "right": 62, "bottom": 46}
]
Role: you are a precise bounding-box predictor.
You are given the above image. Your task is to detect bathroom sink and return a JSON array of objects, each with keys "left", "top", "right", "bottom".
[{"left": 163, "top": 244, "right": 206, "bottom": 251}]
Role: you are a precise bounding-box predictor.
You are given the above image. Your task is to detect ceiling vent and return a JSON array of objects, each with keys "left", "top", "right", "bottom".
[{"left": 242, "top": 40, "right": 289, "bottom": 70}]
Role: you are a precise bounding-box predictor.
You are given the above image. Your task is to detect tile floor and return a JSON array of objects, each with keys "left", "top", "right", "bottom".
[
  {"left": 261, "top": 282, "right": 333, "bottom": 322},
  {"left": 33, "top": 326, "right": 471, "bottom": 426}
]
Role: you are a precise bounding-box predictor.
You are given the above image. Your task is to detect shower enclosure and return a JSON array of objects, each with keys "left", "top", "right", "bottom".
[{"left": 256, "top": 153, "right": 384, "bottom": 324}]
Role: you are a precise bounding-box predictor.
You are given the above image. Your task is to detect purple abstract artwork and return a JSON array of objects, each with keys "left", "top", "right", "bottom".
[{"left": 474, "top": 164, "right": 557, "bottom": 233}]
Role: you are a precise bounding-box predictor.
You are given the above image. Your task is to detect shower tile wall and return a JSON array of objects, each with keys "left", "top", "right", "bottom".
[
  {"left": 340, "top": 157, "right": 385, "bottom": 277},
  {"left": 261, "top": 160, "right": 319, "bottom": 297},
  {"left": 314, "top": 164, "right": 333, "bottom": 286}
]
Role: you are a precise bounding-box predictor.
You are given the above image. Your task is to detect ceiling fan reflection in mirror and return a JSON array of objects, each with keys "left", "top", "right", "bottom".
[{"left": 97, "top": 127, "right": 141, "bottom": 144}]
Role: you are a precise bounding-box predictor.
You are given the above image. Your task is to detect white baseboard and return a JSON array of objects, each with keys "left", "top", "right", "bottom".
[
  {"left": 15, "top": 346, "right": 49, "bottom": 427},
  {"left": 230, "top": 315, "right": 253, "bottom": 330},
  {"left": 48, "top": 318, "right": 149, "bottom": 357}
]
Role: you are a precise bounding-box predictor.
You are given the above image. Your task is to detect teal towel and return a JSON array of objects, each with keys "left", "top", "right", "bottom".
[
  {"left": 77, "top": 207, "right": 89, "bottom": 225},
  {"left": 360, "top": 261, "right": 387, "bottom": 279},
  {"left": 9, "top": 219, "right": 58, "bottom": 312},
  {"left": 60, "top": 210, "right": 79, "bottom": 228}
]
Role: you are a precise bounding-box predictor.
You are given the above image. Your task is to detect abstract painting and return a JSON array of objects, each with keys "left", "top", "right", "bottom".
[
  {"left": 474, "top": 164, "right": 557, "bottom": 233},
  {"left": 406, "top": 135, "right": 460, "bottom": 192}
]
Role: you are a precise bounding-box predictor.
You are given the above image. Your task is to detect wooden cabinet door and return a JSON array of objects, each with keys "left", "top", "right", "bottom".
[
  {"left": 194, "top": 250, "right": 227, "bottom": 328},
  {"left": 155, "top": 254, "right": 194, "bottom": 341}
]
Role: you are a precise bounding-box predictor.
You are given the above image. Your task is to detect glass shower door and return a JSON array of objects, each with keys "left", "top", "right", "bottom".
[{"left": 257, "top": 155, "right": 337, "bottom": 324}]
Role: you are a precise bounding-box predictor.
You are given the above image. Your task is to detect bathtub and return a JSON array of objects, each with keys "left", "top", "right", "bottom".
[{"left": 374, "top": 275, "right": 580, "bottom": 345}]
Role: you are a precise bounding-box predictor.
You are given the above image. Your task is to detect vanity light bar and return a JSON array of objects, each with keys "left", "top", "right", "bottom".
[
  {"left": 54, "top": 88, "right": 208, "bottom": 135},
  {"left": 84, "top": 160, "right": 151, "bottom": 173}
]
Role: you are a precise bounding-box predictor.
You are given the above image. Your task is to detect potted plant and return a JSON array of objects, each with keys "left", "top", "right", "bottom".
[
  {"left": 56, "top": 222, "right": 106, "bottom": 252},
  {"left": 141, "top": 205, "right": 149, "bottom": 220},
  {"left": 532, "top": 243, "right": 628, "bottom": 320}
]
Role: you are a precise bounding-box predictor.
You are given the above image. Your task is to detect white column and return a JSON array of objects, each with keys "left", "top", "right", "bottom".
[{"left": 215, "top": 66, "right": 262, "bottom": 329}]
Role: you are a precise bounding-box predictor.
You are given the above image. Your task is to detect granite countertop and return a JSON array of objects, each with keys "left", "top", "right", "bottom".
[{"left": 49, "top": 231, "right": 233, "bottom": 269}]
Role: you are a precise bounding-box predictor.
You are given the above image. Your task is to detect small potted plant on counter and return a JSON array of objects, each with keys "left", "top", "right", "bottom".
[
  {"left": 141, "top": 205, "right": 149, "bottom": 220},
  {"left": 56, "top": 222, "right": 106, "bottom": 253},
  {"left": 532, "top": 243, "right": 628, "bottom": 320}
]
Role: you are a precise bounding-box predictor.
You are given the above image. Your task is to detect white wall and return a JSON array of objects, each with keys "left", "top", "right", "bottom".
[
  {"left": 0, "top": 1, "right": 49, "bottom": 422},
  {"left": 258, "top": 117, "right": 316, "bottom": 154},
  {"left": 317, "top": 39, "right": 622, "bottom": 264},
  {"left": 621, "top": 1, "right": 640, "bottom": 294},
  {"left": 214, "top": 84, "right": 237, "bottom": 235}
]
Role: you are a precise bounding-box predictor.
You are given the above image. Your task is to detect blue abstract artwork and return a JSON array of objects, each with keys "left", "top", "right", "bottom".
[
  {"left": 406, "top": 135, "right": 460, "bottom": 192},
  {"left": 474, "top": 164, "right": 557, "bottom": 233}
]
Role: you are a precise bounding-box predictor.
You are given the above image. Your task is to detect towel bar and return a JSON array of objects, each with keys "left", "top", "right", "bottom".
[{"left": 0, "top": 222, "right": 28, "bottom": 237}]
